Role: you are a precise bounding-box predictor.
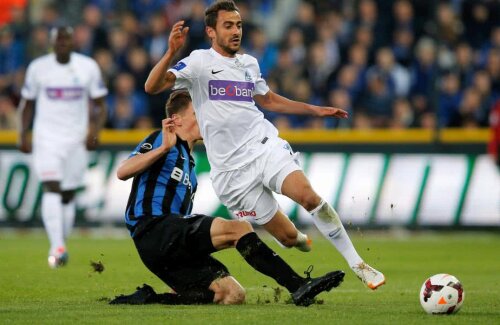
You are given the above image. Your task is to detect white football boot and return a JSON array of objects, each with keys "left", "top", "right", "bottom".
[{"left": 352, "top": 262, "right": 385, "bottom": 290}]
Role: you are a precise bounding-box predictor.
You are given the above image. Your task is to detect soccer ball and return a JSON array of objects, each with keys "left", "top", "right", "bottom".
[{"left": 419, "top": 274, "right": 464, "bottom": 314}]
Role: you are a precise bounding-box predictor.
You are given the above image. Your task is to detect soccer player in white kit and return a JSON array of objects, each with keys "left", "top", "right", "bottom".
[
  {"left": 145, "top": 1, "right": 385, "bottom": 290},
  {"left": 18, "top": 26, "right": 108, "bottom": 268}
]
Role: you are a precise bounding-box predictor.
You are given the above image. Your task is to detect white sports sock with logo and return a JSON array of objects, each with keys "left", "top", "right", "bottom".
[
  {"left": 41, "top": 192, "right": 65, "bottom": 254},
  {"left": 309, "top": 199, "right": 363, "bottom": 267},
  {"left": 62, "top": 201, "right": 76, "bottom": 239}
]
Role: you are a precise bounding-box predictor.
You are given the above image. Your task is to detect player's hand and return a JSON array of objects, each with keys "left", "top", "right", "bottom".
[
  {"left": 17, "top": 134, "right": 32, "bottom": 153},
  {"left": 168, "top": 21, "right": 189, "bottom": 53},
  {"left": 160, "top": 117, "right": 180, "bottom": 152},
  {"left": 315, "top": 106, "right": 349, "bottom": 119}
]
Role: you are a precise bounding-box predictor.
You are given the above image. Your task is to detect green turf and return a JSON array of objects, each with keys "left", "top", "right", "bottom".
[{"left": 0, "top": 230, "right": 499, "bottom": 324}]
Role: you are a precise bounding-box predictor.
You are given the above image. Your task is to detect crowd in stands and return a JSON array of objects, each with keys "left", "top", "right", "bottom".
[{"left": 0, "top": 0, "right": 499, "bottom": 130}]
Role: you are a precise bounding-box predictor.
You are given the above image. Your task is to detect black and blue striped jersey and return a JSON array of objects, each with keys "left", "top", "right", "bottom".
[{"left": 124, "top": 130, "right": 197, "bottom": 236}]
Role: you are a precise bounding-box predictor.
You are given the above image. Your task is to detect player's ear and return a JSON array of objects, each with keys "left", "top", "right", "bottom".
[{"left": 206, "top": 26, "right": 215, "bottom": 40}]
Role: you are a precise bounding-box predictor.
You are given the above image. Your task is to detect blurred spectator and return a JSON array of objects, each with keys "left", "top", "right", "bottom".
[
  {"left": 391, "top": 97, "right": 414, "bottom": 129},
  {"left": 0, "top": 26, "right": 24, "bottom": 92},
  {"left": 354, "top": 0, "right": 388, "bottom": 50},
  {"left": 326, "top": 88, "right": 353, "bottom": 129},
  {"left": 82, "top": 4, "right": 109, "bottom": 53},
  {"left": 369, "top": 47, "right": 410, "bottom": 97},
  {"left": 120, "top": 12, "right": 143, "bottom": 49},
  {"left": 145, "top": 13, "right": 168, "bottom": 65},
  {"left": 410, "top": 37, "right": 438, "bottom": 98},
  {"left": 425, "top": 2, "right": 462, "bottom": 48},
  {"left": 94, "top": 48, "right": 118, "bottom": 89},
  {"left": 392, "top": 0, "right": 415, "bottom": 34},
  {"left": 305, "top": 41, "right": 337, "bottom": 100},
  {"left": 288, "top": 1, "right": 317, "bottom": 46},
  {"left": 456, "top": 87, "right": 483, "bottom": 128},
  {"left": 73, "top": 24, "right": 93, "bottom": 56},
  {"left": 106, "top": 73, "right": 149, "bottom": 129},
  {"left": 391, "top": 28, "right": 414, "bottom": 68},
  {"left": 353, "top": 26, "right": 375, "bottom": 63},
  {"left": 283, "top": 26, "right": 306, "bottom": 65},
  {"left": 438, "top": 71, "right": 462, "bottom": 127},
  {"left": 183, "top": 0, "right": 210, "bottom": 55},
  {"left": 332, "top": 64, "right": 362, "bottom": 104},
  {"left": 125, "top": 47, "right": 150, "bottom": 92},
  {"left": 462, "top": 1, "right": 493, "bottom": 49},
  {"left": 268, "top": 46, "right": 303, "bottom": 98},
  {"left": 479, "top": 27, "right": 500, "bottom": 68},
  {"left": 246, "top": 27, "right": 277, "bottom": 78},
  {"left": 358, "top": 71, "right": 395, "bottom": 128},
  {"left": 39, "top": 4, "right": 62, "bottom": 29},
  {"left": 485, "top": 49, "right": 500, "bottom": 95},
  {"left": 108, "top": 27, "right": 130, "bottom": 70},
  {"left": 472, "top": 70, "right": 495, "bottom": 126},
  {"left": 26, "top": 25, "right": 49, "bottom": 60},
  {"left": 453, "top": 42, "right": 475, "bottom": 88}
]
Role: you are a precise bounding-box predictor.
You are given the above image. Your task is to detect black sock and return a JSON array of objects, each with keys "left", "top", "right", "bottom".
[
  {"left": 155, "top": 290, "right": 215, "bottom": 305},
  {"left": 236, "top": 232, "right": 305, "bottom": 293}
]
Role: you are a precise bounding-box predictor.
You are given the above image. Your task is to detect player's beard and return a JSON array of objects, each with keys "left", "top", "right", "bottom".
[{"left": 218, "top": 38, "right": 240, "bottom": 56}]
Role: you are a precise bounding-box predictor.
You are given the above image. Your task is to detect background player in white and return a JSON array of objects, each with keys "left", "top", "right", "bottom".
[
  {"left": 145, "top": 0, "right": 385, "bottom": 290},
  {"left": 18, "top": 26, "right": 108, "bottom": 268}
]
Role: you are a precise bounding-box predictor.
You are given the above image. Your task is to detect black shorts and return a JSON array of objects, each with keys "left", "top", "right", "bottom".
[{"left": 132, "top": 214, "right": 230, "bottom": 294}]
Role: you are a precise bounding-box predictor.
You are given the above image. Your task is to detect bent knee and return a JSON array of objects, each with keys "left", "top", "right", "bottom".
[{"left": 227, "top": 219, "right": 254, "bottom": 238}]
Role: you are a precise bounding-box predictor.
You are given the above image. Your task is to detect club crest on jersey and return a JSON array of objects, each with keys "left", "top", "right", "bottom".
[
  {"left": 245, "top": 70, "right": 252, "bottom": 81},
  {"left": 172, "top": 61, "right": 186, "bottom": 71},
  {"left": 208, "top": 80, "right": 254, "bottom": 102},
  {"left": 46, "top": 87, "right": 84, "bottom": 100}
]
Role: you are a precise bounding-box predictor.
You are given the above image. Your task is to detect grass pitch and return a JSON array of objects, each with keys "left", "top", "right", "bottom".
[{"left": 0, "top": 229, "right": 499, "bottom": 325}]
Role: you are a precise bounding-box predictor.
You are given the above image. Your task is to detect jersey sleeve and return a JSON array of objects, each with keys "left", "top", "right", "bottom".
[
  {"left": 167, "top": 52, "right": 202, "bottom": 90},
  {"left": 88, "top": 60, "right": 108, "bottom": 99},
  {"left": 129, "top": 130, "right": 161, "bottom": 158},
  {"left": 253, "top": 58, "right": 270, "bottom": 96},
  {"left": 21, "top": 62, "right": 38, "bottom": 100}
]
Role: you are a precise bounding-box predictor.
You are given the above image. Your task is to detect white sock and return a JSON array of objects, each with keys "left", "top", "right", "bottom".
[
  {"left": 41, "top": 192, "right": 65, "bottom": 254},
  {"left": 309, "top": 199, "right": 363, "bottom": 268},
  {"left": 62, "top": 201, "right": 76, "bottom": 239}
]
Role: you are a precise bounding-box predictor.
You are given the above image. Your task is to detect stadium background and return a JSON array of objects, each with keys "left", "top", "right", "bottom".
[{"left": 0, "top": 0, "right": 499, "bottom": 228}]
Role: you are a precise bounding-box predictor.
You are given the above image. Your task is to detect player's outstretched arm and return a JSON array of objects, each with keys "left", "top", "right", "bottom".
[
  {"left": 254, "top": 90, "right": 348, "bottom": 119},
  {"left": 117, "top": 118, "right": 178, "bottom": 180},
  {"left": 17, "top": 98, "right": 35, "bottom": 153},
  {"left": 145, "top": 20, "right": 189, "bottom": 94}
]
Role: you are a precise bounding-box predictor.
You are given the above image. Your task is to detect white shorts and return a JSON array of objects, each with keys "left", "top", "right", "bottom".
[
  {"left": 211, "top": 136, "right": 301, "bottom": 225},
  {"left": 33, "top": 140, "right": 88, "bottom": 190}
]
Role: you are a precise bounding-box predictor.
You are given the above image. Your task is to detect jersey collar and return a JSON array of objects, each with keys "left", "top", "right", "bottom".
[{"left": 209, "top": 47, "right": 239, "bottom": 61}]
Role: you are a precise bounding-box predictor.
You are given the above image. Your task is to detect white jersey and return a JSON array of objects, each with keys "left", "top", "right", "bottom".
[
  {"left": 169, "top": 48, "right": 278, "bottom": 172},
  {"left": 21, "top": 52, "right": 108, "bottom": 145}
]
